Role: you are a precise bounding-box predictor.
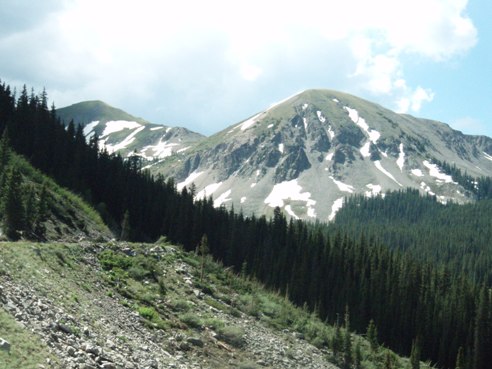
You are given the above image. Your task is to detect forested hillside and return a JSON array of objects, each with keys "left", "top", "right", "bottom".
[
  {"left": 333, "top": 189, "right": 492, "bottom": 284},
  {"left": 1, "top": 80, "right": 491, "bottom": 369}
]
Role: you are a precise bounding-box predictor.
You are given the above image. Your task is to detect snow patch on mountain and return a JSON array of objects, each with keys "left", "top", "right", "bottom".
[
  {"left": 177, "top": 147, "right": 190, "bottom": 153},
  {"left": 365, "top": 184, "right": 382, "bottom": 197},
  {"left": 374, "top": 161, "right": 402, "bottom": 186},
  {"left": 332, "top": 98, "right": 339, "bottom": 103},
  {"left": 214, "top": 189, "right": 232, "bottom": 208},
  {"left": 326, "top": 152, "right": 334, "bottom": 161},
  {"left": 303, "top": 118, "right": 308, "bottom": 131},
  {"left": 420, "top": 181, "right": 436, "bottom": 196},
  {"left": 240, "top": 113, "right": 262, "bottom": 131},
  {"left": 316, "top": 111, "right": 326, "bottom": 123},
  {"left": 327, "top": 125, "right": 335, "bottom": 140},
  {"left": 278, "top": 143, "right": 285, "bottom": 154},
  {"left": 411, "top": 169, "right": 424, "bottom": 177},
  {"left": 483, "top": 152, "right": 492, "bottom": 161},
  {"left": 83, "top": 121, "right": 99, "bottom": 138},
  {"left": 284, "top": 205, "right": 299, "bottom": 219},
  {"left": 328, "top": 197, "right": 344, "bottom": 221},
  {"left": 177, "top": 171, "right": 204, "bottom": 191},
  {"left": 102, "top": 121, "right": 142, "bottom": 137},
  {"left": 264, "top": 179, "right": 316, "bottom": 217},
  {"left": 240, "top": 196, "right": 247, "bottom": 204},
  {"left": 330, "top": 176, "right": 354, "bottom": 193},
  {"left": 302, "top": 103, "right": 309, "bottom": 110},
  {"left": 102, "top": 126, "right": 145, "bottom": 153},
  {"left": 423, "top": 161, "right": 455, "bottom": 183},
  {"left": 344, "top": 107, "right": 380, "bottom": 144},
  {"left": 360, "top": 141, "right": 371, "bottom": 158},
  {"left": 397, "top": 144, "right": 405, "bottom": 172},
  {"left": 196, "top": 182, "right": 223, "bottom": 200},
  {"left": 140, "top": 139, "right": 179, "bottom": 159},
  {"left": 150, "top": 126, "right": 164, "bottom": 131}
]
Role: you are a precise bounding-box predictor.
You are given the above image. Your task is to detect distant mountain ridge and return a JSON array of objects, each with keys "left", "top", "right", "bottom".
[
  {"left": 56, "top": 100, "right": 204, "bottom": 161},
  {"left": 57, "top": 100, "right": 150, "bottom": 126},
  {"left": 57, "top": 90, "right": 492, "bottom": 221}
]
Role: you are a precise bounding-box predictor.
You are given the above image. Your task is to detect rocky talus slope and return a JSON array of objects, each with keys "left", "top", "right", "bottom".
[{"left": 0, "top": 242, "right": 339, "bottom": 369}]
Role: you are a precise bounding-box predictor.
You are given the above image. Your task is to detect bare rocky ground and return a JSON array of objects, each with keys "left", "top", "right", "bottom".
[{"left": 0, "top": 242, "right": 339, "bottom": 369}]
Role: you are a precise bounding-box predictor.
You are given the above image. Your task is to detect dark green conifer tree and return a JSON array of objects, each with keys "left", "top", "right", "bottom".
[
  {"left": 367, "top": 319, "right": 378, "bottom": 352},
  {"left": 120, "top": 210, "right": 131, "bottom": 241},
  {"left": 343, "top": 307, "right": 353, "bottom": 369},
  {"left": 410, "top": 337, "right": 420, "bottom": 369},
  {"left": 3, "top": 167, "right": 25, "bottom": 240}
]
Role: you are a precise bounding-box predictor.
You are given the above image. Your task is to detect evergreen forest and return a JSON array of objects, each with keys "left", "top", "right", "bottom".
[{"left": 0, "top": 80, "right": 491, "bottom": 369}]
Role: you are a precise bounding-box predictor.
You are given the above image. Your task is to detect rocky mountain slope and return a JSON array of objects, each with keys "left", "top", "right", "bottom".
[
  {"left": 0, "top": 240, "right": 429, "bottom": 369},
  {"left": 152, "top": 89, "right": 492, "bottom": 221},
  {"left": 56, "top": 101, "right": 204, "bottom": 163},
  {"left": 57, "top": 91, "right": 492, "bottom": 222}
]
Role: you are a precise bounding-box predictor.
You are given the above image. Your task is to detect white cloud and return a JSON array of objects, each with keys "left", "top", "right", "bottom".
[
  {"left": 0, "top": 0, "right": 478, "bottom": 132},
  {"left": 396, "top": 87, "right": 435, "bottom": 114}
]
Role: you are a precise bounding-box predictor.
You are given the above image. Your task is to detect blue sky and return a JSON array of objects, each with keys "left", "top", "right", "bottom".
[{"left": 0, "top": 0, "right": 490, "bottom": 137}]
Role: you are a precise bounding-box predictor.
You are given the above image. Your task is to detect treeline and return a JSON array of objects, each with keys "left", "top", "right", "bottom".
[
  {"left": 332, "top": 189, "right": 492, "bottom": 285},
  {"left": 1, "top": 80, "right": 491, "bottom": 368},
  {"left": 434, "top": 159, "right": 492, "bottom": 200}
]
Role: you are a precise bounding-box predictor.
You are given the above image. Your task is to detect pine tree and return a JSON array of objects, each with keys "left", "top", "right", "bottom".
[
  {"left": 384, "top": 351, "right": 393, "bottom": 369},
  {"left": 120, "top": 210, "right": 131, "bottom": 241},
  {"left": 24, "top": 186, "right": 38, "bottom": 237},
  {"left": 367, "top": 319, "right": 379, "bottom": 352},
  {"left": 343, "top": 307, "right": 353, "bottom": 369},
  {"left": 354, "top": 340, "right": 363, "bottom": 369},
  {"left": 3, "top": 167, "right": 26, "bottom": 240},
  {"left": 198, "top": 234, "right": 209, "bottom": 282},
  {"left": 455, "top": 346, "right": 465, "bottom": 369},
  {"left": 0, "top": 128, "right": 10, "bottom": 173},
  {"left": 332, "top": 322, "right": 343, "bottom": 361},
  {"left": 410, "top": 337, "right": 420, "bottom": 369},
  {"left": 473, "top": 285, "right": 490, "bottom": 369},
  {"left": 34, "top": 183, "right": 49, "bottom": 238}
]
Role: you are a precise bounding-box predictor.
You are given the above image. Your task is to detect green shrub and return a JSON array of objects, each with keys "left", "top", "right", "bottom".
[
  {"left": 138, "top": 306, "right": 158, "bottom": 321},
  {"left": 179, "top": 312, "right": 203, "bottom": 329},
  {"left": 217, "top": 326, "right": 246, "bottom": 348}
]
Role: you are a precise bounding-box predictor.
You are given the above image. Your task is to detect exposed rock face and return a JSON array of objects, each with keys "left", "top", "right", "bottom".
[{"left": 151, "top": 89, "right": 492, "bottom": 221}]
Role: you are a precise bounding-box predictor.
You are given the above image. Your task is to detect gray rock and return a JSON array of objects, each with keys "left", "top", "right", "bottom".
[
  {"left": 84, "top": 344, "right": 102, "bottom": 356},
  {"left": 67, "top": 345, "right": 76, "bottom": 356},
  {"left": 0, "top": 337, "right": 11, "bottom": 353},
  {"left": 101, "top": 362, "right": 116, "bottom": 369},
  {"left": 187, "top": 337, "right": 204, "bottom": 347}
]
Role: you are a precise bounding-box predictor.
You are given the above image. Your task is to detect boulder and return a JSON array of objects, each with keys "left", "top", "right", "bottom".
[{"left": 0, "top": 337, "right": 11, "bottom": 353}]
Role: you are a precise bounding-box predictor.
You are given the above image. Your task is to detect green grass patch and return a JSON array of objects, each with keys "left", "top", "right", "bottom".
[{"left": 0, "top": 309, "right": 58, "bottom": 369}]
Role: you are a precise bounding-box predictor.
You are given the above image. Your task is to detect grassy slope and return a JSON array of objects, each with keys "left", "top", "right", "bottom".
[
  {"left": 0, "top": 309, "right": 57, "bottom": 369},
  {"left": 0, "top": 240, "right": 433, "bottom": 369},
  {"left": 1, "top": 153, "right": 111, "bottom": 241}
]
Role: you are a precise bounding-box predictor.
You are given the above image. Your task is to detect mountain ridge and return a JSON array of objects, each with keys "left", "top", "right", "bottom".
[
  {"left": 55, "top": 89, "right": 492, "bottom": 222},
  {"left": 56, "top": 100, "right": 204, "bottom": 161},
  {"left": 150, "top": 89, "right": 492, "bottom": 220}
]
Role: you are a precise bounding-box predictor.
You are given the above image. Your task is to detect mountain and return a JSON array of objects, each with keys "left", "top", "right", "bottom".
[
  {"left": 56, "top": 100, "right": 204, "bottom": 162},
  {"left": 151, "top": 89, "right": 492, "bottom": 221}
]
